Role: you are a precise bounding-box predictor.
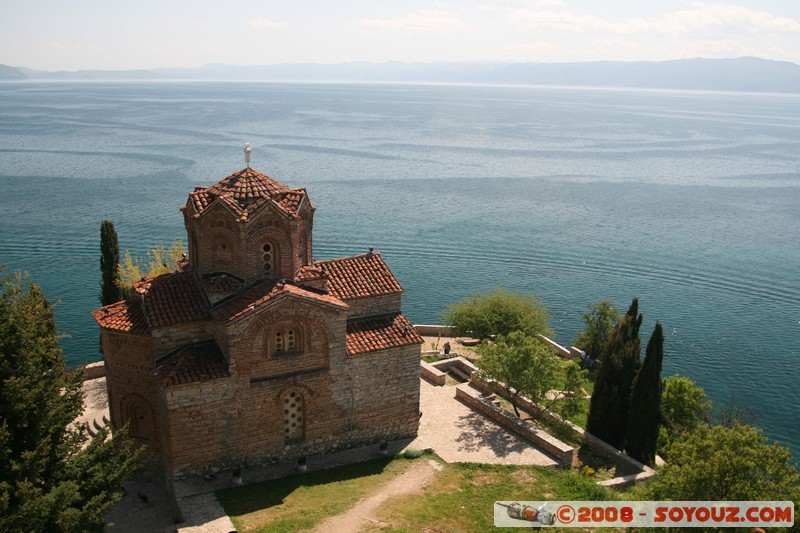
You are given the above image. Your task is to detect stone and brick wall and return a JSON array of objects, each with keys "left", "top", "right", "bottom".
[
  {"left": 162, "top": 325, "right": 420, "bottom": 477},
  {"left": 186, "top": 203, "right": 313, "bottom": 287},
  {"left": 152, "top": 321, "right": 215, "bottom": 359},
  {"left": 344, "top": 294, "right": 401, "bottom": 320},
  {"left": 226, "top": 301, "right": 346, "bottom": 380},
  {"left": 186, "top": 204, "right": 246, "bottom": 280},
  {"left": 101, "top": 331, "right": 162, "bottom": 449},
  {"left": 349, "top": 344, "right": 421, "bottom": 442},
  {"left": 243, "top": 218, "right": 295, "bottom": 282}
]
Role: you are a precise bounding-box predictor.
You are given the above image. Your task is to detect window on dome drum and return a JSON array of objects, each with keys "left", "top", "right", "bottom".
[
  {"left": 262, "top": 243, "right": 273, "bottom": 274},
  {"left": 275, "top": 329, "right": 297, "bottom": 354},
  {"left": 283, "top": 391, "right": 304, "bottom": 441}
]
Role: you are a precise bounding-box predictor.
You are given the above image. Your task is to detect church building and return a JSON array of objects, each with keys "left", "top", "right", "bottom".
[{"left": 93, "top": 154, "right": 422, "bottom": 477}]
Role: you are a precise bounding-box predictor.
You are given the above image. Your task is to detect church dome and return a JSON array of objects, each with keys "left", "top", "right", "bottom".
[{"left": 187, "top": 167, "right": 309, "bottom": 222}]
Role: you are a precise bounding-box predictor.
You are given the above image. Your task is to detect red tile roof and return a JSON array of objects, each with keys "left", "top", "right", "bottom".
[
  {"left": 212, "top": 278, "right": 348, "bottom": 323},
  {"left": 153, "top": 341, "right": 229, "bottom": 387},
  {"left": 92, "top": 298, "right": 150, "bottom": 335},
  {"left": 296, "top": 264, "right": 326, "bottom": 283},
  {"left": 346, "top": 314, "right": 423, "bottom": 356},
  {"left": 93, "top": 270, "right": 210, "bottom": 334},
  {"left": 135, "top": 271, "right": 209, "bottom": 327},
  {"left": 316, "top": 252, "right": 404, "bottom": 301},
  {"left": 187, "top": 167, "right": 311, "bottom": 222}
]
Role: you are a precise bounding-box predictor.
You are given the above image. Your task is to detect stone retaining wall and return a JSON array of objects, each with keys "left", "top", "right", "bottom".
[
  {"left": 469, "top": 369, "right": 656, "bottom": 487},
  {"left": 429, "top": 356, "right": 478, "bottom": 377},
  {"left": 421, "top": 357, "right": 478, "bottom": 386},
  {"left": 539, "top": 335, "right": 571, "bottom": 357},
  {"left": 82, "top": 361, "right": 106, "bottom": 380},
  {"left": 420, "top": 361, "right": 446, "bottom": 385},
  {"left": 413, "top": 324, "right": 454, "bottom": 336}
]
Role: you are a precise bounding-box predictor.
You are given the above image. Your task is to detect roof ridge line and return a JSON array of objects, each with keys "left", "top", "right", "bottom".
[{"left": 316, "top": 251, "right": 382, "bottom": 264}]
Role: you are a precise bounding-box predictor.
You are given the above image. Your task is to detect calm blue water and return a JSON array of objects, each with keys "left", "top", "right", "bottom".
[{"left": 1, "top": 81, "right": 798, "bottom": 457}]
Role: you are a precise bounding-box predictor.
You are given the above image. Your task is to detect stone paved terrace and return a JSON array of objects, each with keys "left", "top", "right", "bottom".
[{"left": 408, "top": 377, "right": 557, "bottom": 466}]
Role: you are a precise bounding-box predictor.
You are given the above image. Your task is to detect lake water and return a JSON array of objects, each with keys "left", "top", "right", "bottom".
[{"left": 0, "top": 81, "right": 798, "bottom": 457}]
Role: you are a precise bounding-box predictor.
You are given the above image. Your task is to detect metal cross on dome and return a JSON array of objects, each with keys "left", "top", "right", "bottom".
[{"left": 244, "top": 143, "right": 252, "bottom": 167}]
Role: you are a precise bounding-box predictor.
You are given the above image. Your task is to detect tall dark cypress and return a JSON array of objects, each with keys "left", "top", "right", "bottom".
[
  {"left": 626, "top": 321, "right": 665, "bottom": 465},
  {"left": 99, "top": 220, "right": 123, "bottom": 306},
  {"left": 586, "top": 297, "right": 642, "bottom": 449}
]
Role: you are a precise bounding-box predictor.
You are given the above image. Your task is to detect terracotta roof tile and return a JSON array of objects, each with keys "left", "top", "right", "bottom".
[
  {"left": 153, "top": 341, "right": 229, "bottom": 387},
  {"left": 92, "top": 298, "right": 149, "bottom": 335},
  {"left": 188, "top": 167, "right": 311, "bottom": 222},
  {"left": 316, "top": 252, "right": 403, "bottom": 301},
  {"left": 280, "top": 190, "right": 306, "bottom": 213},
  {"left": 134, "top": 271, "right": 210, "bottom": 328},
  {"left": 296, "top": 264, "right": 326, "bottom": 282},
  {"left": 346, "top": 314, "right": 423, "bottom": 356},
  {"left": 94, "top": 270, "right": 210, "bottom": 333},
  {"left": 212, "top": 279, "right": 348, "bottom": 323}
]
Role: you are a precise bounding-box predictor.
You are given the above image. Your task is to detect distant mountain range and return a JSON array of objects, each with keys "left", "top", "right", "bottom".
[{"left": 2, "top": 57, "right": 800, "bottom": 93}]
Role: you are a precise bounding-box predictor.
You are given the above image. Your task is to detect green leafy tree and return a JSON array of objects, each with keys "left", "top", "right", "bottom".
[
  {"left": 99, "top": 220, "right": 124, "bottom": 306},
  {"left": 553, "top": 364, "right": 586, "bottom": 421},
  {"left": 625, "top": 321, "right": 664, "bottom": 466},
  {"left": 657, "top": 375, "right": 711, "bottom": 457},
  {"left": 477, "top": 332, "right": 582, "bottom": 421},
  {"left": 586, "top": 297, "right": 642, "bottom": 450},
  {"left": 0, "top": 267, "right": 138, "bottom": 532},
  {"left": 574, "top": 300, "right": 620, "bottom": 360},
  {"left": 117, "top": 240, "right": 187, "bottom": 296},
  {"left": 647, "top": 423, "right": 800, "bottom": 503},
  {"left": 477, "top": 332, "right": 561, "bottom": 420},
  {"left": 443, "top": 287, "right": 552, "bottom": 340}
]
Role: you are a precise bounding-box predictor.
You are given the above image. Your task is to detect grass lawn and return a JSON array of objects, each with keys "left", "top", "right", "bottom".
[
  {"left": 369, "top": 462, "right": 616, "bottom": 532},
  {"left": 217, "top": 455, "right": 416, "bottom": 532},
  {"left": 218, "top": 454, "right": 619, "bottom": 533}
]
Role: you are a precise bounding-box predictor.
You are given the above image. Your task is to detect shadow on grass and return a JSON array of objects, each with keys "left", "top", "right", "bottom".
[
  {"left": 215, "top": 456, "right": 395, "bottom": 517},
  {"left": 576, "top": 444, "right": 640, "bottom": 478}
]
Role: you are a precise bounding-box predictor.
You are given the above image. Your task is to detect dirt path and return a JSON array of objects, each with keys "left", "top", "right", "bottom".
[{"left": 310, "top": 459, "right": 440, "bottom": 533}]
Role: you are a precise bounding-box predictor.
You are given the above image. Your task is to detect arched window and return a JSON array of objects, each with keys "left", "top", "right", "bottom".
[
  {"left": 120, "top": 395, "right": 155, "bottom": 441},
  {"left": 283, "top": 391, "right": 304, "bottom": 441},
  {"left": 262, "top": 243, "right": 273, "bottom": 274},
  {"left": 275, "top": 328, "right": 297, "bottom": 354}
]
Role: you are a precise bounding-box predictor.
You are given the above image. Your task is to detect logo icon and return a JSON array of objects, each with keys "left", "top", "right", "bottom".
[{"left": 557, "top": 505, "right": 576, "bottom": 524}]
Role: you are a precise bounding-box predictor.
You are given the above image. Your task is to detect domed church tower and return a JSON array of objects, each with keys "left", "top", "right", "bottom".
[{"left": 182, "top": 166, "right": 315, "bottom": 303}]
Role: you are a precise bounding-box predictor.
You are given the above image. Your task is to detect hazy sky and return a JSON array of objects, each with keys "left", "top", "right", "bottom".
[{"left": 2, "top": 0, "right": 799, "bottom": 70}]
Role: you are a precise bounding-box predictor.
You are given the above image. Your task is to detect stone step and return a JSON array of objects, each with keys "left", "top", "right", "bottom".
[
  {"left": 448, "top": 366, "right": 470, "bottom": 381},
  {"left": 87, "top": 415, "right": 110, "bottom": 439}
]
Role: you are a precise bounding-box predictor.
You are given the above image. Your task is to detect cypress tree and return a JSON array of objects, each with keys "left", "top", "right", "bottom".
[
  {"left": 100, "top": 220, "right": 123, "bottom": 306},
  {"left": 586, "top": 297, "right": 642, "bottom": 449},
  {"left": 626, "top": 321, "right": 665, "bottom": 466}
]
